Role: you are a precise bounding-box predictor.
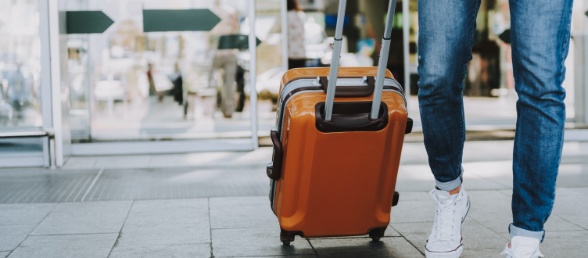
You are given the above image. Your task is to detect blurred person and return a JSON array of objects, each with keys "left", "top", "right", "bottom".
[
  {"left": 286, "top": 0, "right": 307, "bottom": 69},
  {"left": 210, "top": 0, "right": 241, "bottom": 118},
  {"left": 146, "top": 63, "right": 163, "bottom": 102},
  {"left": 235, "top": 65, "right": 245, "bottom": 112},
  {"left": 167, "top": 63, "right": 186, "bottom": 117},
  {"left": 6, "top": 64, "right": 32, "bottom": 113},
  {"left": 417, "top": 0, "right": 572, "bottom": 257}
]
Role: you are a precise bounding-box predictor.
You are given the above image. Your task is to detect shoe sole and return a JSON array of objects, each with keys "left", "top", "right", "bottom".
[{"left": 425, "top": 245, "right": 463, "bottom": 258}]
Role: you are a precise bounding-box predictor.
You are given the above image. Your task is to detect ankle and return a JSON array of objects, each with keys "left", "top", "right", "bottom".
[{"left": 448, "top": 186, "right": 461, "bottom": 195}]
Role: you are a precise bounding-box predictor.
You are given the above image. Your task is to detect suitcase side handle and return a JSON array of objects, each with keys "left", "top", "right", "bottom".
[
  {"left": 267, "top": 129, "right": 283, "bottom": 180},
  {"left": 319, "top": 76, "right": 375, "bottom": 98}
]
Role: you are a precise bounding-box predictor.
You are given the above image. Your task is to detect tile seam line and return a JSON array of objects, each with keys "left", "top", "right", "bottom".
[
  {"left": 8, "top": 203, "right": 58, "bottom": 257},
  {"left": 208, "top": 198, "right": 214, "bottom": 258},
  {"left": 81, "top": 168, "right": 104, "bottom": 202},
  {"left": 107, "top": 200, "right": 135, "bottom": 258}
]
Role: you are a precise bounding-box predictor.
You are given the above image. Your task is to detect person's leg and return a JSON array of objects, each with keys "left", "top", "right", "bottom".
[
  {"left": 508, "top": 0, "right": 572, "bottom": 244},
  {"left": 235, "top": 65, "right": 245, "bottom": 112},
  {"left": 418, "top": 1, "right": 480, "bottom": 257},
  {"left": 221, "top": 53, "right": 237, "bottom": 118},
  {"left": 418, "top": 0, "right": 481, "bottom": 191}
]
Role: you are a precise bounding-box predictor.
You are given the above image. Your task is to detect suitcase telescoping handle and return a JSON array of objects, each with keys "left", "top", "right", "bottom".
[{"left": 324, "top": 0, "right": 398, "bottom": 121}]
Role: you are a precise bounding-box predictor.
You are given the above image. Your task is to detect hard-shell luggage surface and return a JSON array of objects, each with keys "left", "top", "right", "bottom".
[{"left": 266, "top": 0, "right": 411, "bottom": 245}]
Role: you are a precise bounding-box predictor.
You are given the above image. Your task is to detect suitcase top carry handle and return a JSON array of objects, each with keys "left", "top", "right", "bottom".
[
  {"left": 319, "top": 76, "right": 375, "bottom": 97},
  {"left": 324, "top": 0, "right": 398, "bottom": 121}
]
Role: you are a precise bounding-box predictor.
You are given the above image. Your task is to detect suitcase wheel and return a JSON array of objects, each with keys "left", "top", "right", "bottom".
[
  {"left": 280, "top": 229, "right": 295, "bottom": 246},
  {"left": 368, "top": 227, "right": 387, "bottom": 242}
]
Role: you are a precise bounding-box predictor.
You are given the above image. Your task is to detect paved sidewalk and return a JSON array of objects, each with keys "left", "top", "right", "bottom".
[{"left": 1, "top": 141, "right": 587, "bottom": 257}]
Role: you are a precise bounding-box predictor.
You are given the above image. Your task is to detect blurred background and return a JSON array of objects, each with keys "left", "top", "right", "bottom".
[{"left": 1, "top": 0, "right": 587, "bottom": 168}]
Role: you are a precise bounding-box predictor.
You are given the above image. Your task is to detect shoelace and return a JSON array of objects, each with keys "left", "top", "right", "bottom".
[{"left": 433, "top": 198, "right": 458, "bottom": 241}]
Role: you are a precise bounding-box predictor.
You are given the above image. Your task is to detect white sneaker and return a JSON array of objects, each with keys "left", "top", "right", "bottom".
[
  {"left": 501, "top": 236, "right": 544, "bottom": 258},
  {"left": 425, "top": 187, "right": 470, "bottom": 258}
]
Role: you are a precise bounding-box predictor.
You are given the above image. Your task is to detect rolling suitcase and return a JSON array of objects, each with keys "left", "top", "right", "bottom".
[{"left": 266, "top": 0, "right": 412, "bottom": 245}]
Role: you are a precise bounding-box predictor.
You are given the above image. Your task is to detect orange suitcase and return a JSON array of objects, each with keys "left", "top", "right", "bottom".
[{"left": 266, "top": 0, "right": 411, "bottom": 245}]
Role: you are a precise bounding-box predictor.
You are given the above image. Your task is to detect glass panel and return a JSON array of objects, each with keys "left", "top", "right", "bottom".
[
  {"left": 66, "top": 0, "right": 259, "bottom": 143},
  {"left": 255, "top": 0, "right": 285, "bottom": 133},
  {"left": 0, "top": 0, "right": 42, "bottom": 129}
]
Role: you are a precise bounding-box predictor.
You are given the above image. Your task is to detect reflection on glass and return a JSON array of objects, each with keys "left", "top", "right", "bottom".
[
  {"left": 0, "top": 0, "right": 42, "bottom": 129},
  {"left": 66, "top": 0, "right": 270, "bottom": 142}
]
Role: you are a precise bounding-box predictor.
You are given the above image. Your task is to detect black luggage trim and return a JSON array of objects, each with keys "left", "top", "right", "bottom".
[{"left": 315, "top": 102, "right": 389, "bottom": 133}]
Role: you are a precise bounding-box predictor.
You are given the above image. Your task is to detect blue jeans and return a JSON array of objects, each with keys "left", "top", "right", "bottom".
[{"left": 417, "top": 0, "right": 573, "bottom": 241}]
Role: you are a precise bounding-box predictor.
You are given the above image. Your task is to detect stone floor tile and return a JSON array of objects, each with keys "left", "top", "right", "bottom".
[
  {"left": 211, "top": 228, "right": 315, "bottom": 257},
  {"left": 393, "top": 218, "right": 507, "bottom": 256},
  {"left": 122, "top": 199, "right": 209, "bottom": 229},
  {"left": 309, "top": 237, "right": 424, "bottom": 258},
  {"left": 460, "top": 220, "right": 509, "bottom": 256},
  {"left": 552, "top": 188, "right": 588, "bottom": 229},
  {"left": 390, "top": 200, "right": 435, "bottom": 224},
  {"left": 0, "top": 225, "right": 36, "bottom": 251},
  {"left": 31, "top": 201, "right": 132, "bottom": 235},
  {"left": 210, "top": 197, "right": 278, "bottom": 230},
  {"left": 8, "top": 234, "right": 117, "bottom": 258},
  {"left": 394, "top": 192, "right": 430, "bottom": 201},
  {"left": 110, "top": 243, "right": 211, "bottom": 258},
  {"left": 147, "top": 152, "right": 235, "bottom": 168},
  {"left": 62, "top": 157, "right": 97, "bottom": 169},
  {"left": 0, "top": 251, "right": 10, "bottom": 258},
  {"left": 93, "top": 156, "right": 151, "bottom": 169},
  {"left": 389, "top": 222, "right": 430, "bottom": 254},
  {"left": 557, "top": 164, "right": 588, "bottom": 187},
  {"left": 214, "top": 254, "right": 319, "bottom": 258},
  {"left": 118, "top": 199, "right": 210, "bottom": 245},
  {"left": 541, "top": 231, "right": 588, "bottom": 257},
  {"left": 466, "top": 191, "right": 512, "bottom": 230},
  {"left": 0, "top": 204, "right": 54, "bottom": 226}
]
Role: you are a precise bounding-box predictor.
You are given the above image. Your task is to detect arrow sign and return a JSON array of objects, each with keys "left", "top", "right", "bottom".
[
  {"left": 143, "top": 9, "right": 221, "bottom": 32},
  {"left": 218, "top": 34, "right": 262, "bottom": 50},
  {"left": 66, "top": 11, "right": 114, "bottom": 34}
]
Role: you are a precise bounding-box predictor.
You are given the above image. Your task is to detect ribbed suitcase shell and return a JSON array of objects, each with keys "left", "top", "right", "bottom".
[{"left": 270, "top": 67, "right": 409, "bottom": 238}]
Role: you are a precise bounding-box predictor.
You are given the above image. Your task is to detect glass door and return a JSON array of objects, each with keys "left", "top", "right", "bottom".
[
  {"left": 61, "top": 0, "right": 267, "bottom": 154},
  {"left": 0, "top": 0, "right": 48, "bottom": 167}
]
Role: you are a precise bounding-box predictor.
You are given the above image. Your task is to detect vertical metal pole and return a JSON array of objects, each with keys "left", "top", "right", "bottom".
[
  {"left": 281, "top": 0, "right": 289, "bottom": 71},
  {"left": 370, "top": 0, "right": 397, "bottom": 119},
  {"left": 249, "top": 0, "right": 259, "bottom": 149},
  {"left": 402, "top": 0, "right": 410, "bottom": 101},
  {"left": 325, "top": 0, "right": 347, "bottom": 121},
  {"left": 39, "top": 0, "right": 53, "bottom": 168},
  {"left": 48, "top": 0, "right": 64, "bottom": 167},
  {"left": 577, "top": 35, "right": 588, "bottom": 124}
]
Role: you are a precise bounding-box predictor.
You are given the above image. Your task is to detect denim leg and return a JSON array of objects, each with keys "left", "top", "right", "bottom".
[
  {"left": 417, "top": 0, "right": 481, "bottom": 191},
  {"left": 509, "top": 0, "right": 573, "bottom": 241}
]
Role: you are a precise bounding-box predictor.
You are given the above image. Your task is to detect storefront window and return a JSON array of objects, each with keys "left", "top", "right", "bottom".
[
  {"left": 0, "top": 0, "right": 42, "bottom": 129},
  {"left": 65, "top": 0, "right": 268, "bottom": 143}
]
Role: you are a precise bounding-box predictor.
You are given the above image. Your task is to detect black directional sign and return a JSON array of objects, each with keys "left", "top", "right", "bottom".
[
  {"left": 66, "top": 11, "right": 114, "bottom": 34},
  {"left": 218, "top": 34, "right": 262, "bottom": 50},
  {"left": 143, "top": 9, "right": 221, "bottom": 32}
]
